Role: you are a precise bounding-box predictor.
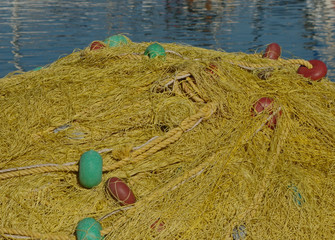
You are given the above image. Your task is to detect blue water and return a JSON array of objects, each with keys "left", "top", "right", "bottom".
[{"left": 1, "top": 0, "right": 335, "bottom": 80}]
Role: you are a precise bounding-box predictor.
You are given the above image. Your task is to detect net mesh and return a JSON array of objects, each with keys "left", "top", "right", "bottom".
[{"left": 0, "top": 39, "right": 334, "bottom": 239}]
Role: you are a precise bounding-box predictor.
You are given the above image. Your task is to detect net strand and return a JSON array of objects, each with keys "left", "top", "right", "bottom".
[{"left": 0, "top": 103, "right": 216, "bottom": 180}]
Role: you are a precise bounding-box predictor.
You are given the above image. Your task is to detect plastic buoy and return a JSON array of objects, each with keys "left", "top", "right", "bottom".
[
  {"left": 263, "top": 43, "right": 281, "bottom": 60},
  {"left": 106, "top": 177, "right": 136, "bottom": 206},
  {"left": 90, "top": 41, "right": 106, "bottom": 51},
  {"left": 32, "top": 66, "right": 43, "bottom": 71},
  {"left": 252, "top": 97, "right": 282, "bottom": 129},
  {"left": 205, "top": 63, "right": 218, "bottom": 76},
  {"left": 297, "top": 59, "right": 327, "bottom": 81},
  {"left": 144, "top": 43, "right": 166, "bottom": 59},
  {"left": 252, "top": 97, "right": 274, "bottom": 114},
  {"left": 76, "top": 218, "right": 102, "bottom": 240},
  {"left": 150, "top": 218, "right": 165, "bottom": 232},
  {"left": 79, "top": 150, "right": 103, "bottom": 188},
  {"left": 104, "top": 35, "right": 128, "bottom": 47}
]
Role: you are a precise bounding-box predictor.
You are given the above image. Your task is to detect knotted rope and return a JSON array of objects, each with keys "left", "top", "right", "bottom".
[
  {"left": 0, "top": 103, "right": 216, "bottom": 180},
  {"left": 229, "top": 58, "right": 313, "bottom": 70}
]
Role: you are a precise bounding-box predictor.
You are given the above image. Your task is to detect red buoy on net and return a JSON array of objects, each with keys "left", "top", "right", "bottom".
[
  {"left": 263, "top": 43, "right": 281, "bottom": 60},
  {"left": 150, "top": 218, "right": 165, "bottom": 232},
  {"left": 205, "top": 63, "right": 219, "bottom": 77},
  {"left": 206, "top": 63, "right": 217, "bottom": 73},
  {"left": 252, "top": 97, "right": 282, "bottom": 129},
  {"left": 106, "top": 177, "right": 136, "bottom": 206},
  {"left": 252, "top": 97, "right": 273, "bottom": 114},
  {"left": 297, "top": 59, "right": 327, "bottom": 81},
  {"left": 90, "top": 41, "right": 106, "bottom": 51}
]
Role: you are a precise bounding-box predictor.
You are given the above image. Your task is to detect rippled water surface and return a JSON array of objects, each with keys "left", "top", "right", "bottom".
[{"left": 1, "top": 0, "right": 335, "bottom": 80}]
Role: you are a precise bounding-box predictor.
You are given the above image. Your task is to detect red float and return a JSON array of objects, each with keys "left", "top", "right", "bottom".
[
  {"left": 206, "top": 63, "right": 218, "bottom": 75},
  {"left": 297, "top": 59, "right": 327, "bottom": 81},
  {"left": 150, "top": 218, "right": 165, "bottom": 232},
  {"left": 90, "top": 41, "right": 105, "bottom": 51},
  {"left": 106, "top": 177, "right": 136, "bottom": 206},
  {"left": 252, "top": 97, "right": 273, "bottom": 114},
  {"left": 263, "top": 43, "right": 281, "bottom": 60},
  {"left": 252, "top": 97, "right": 282, "bottom": 129}
]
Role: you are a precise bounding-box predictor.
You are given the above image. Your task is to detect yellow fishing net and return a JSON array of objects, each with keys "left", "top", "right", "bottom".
[{"left": 0, "top": 37, "right": 334, "bottom": 239}]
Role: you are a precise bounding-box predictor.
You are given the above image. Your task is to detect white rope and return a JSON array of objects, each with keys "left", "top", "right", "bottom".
[
  {"left": 0, "top": 136, "right": 159, "bottom": 174},
  {"left": 3, "top": 234, "right": 30, "bottom": 239},
  {"left": 185, "top": 118, "right": 203, "bottom": 132},
  {"left": 170, "top": 168, "right": 205, "bottom": 191},
  {"left": 98, "top": 148, "right": 113, "bottom": 154},
  {"left": 0, "top": 162, "right": 77, "bottom": 174},
  {"left": 98, "top": 206, "right": 133, "bottom": 221},
  {"left": 165, "top": 50, "right": 185, "bottom": 59},
  {"left": 164, "top": 73, "right": 191, "bottom": 88},
  {"left": 132, "top": 136, "right": 159, "bottom": 150},
  {"left": 53, "top": 124, "right": 71, "bottom": 133},
  {"left": 1, "top": 105, "right": 206, "bottom": 174}
]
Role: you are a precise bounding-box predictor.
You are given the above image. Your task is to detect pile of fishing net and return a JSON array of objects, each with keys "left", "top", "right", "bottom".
[{"left": 0, "top": 35, "right": 334, "bottom": 239}]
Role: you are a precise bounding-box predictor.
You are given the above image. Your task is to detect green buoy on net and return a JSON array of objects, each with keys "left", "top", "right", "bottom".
[
  {"left": 76, "top": 218, "right": 103, "bottom": 240},
  {"left": 103, "top": 34, "right": 128, "bottom": 47},
  {"left": 79, "top": 150, "right": 103, "bottom": 188},
  {"left": 144, "top": 43, "right": 166, "bottom": 59},
  {"left": 32, "top": 66, "right": 43, "bottom": 71}
]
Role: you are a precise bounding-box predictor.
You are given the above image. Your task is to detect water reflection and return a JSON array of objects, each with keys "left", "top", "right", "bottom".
[
  {"left": 9, "top": 0, "right": 23, "bottom": 72},
  {"left": 306, "top": 0, "right": 335, "bottom": 74},
  {"left": 0, "top": 0, "right": 335, "bottom": 80},
  {"left": 164, "top": 0, "right": 227, "bottom": 47}
]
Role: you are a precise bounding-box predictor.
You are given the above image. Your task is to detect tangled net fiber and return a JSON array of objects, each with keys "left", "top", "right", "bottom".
[{"left": 0, "top": 36, "right": 335, "bottom": 240}]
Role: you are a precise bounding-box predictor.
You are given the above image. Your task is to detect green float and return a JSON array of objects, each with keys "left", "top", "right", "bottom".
[
  {"left": 79, "top": 150, "right": 103, "bottom": 188},
  {"left": 76, "top": 217, "right": 103, "bottom": 240},
  {"left": 288, "top": 184, "right": 305, "bottom": 206},
  {"left": 103, "top": 34, "right": 128, "bottom": 47},
  {"left": 144, "top": 43, "right": 166, "bottom": 59},
  {"left": 32, "top": 66, "right": 43, "bottom": 71}
]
